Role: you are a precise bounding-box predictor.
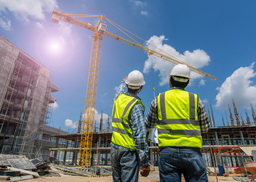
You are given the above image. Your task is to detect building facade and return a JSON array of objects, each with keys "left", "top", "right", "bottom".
[
  {"left": 0, "top": 36, "right": 63, "bottom": 159},
  {"left": 49, "top": 125, "right": 256, "bottom": 172}
]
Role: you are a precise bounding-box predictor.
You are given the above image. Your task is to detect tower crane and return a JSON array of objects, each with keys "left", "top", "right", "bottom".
[{"left": 51, "top": 10, "right": 216, "bottom": 168}]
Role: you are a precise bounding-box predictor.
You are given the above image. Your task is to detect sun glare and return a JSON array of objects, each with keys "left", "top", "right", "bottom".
[
  {"left": 48, "top": 40, "right": 62, "bottom": 54},
  {"left": 36, "top": 29, "right": 75, "bottom": 66}
]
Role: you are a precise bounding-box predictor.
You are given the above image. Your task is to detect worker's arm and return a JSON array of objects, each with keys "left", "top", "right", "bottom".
[
  {"left": 114, "top": 80, "right": 126, "bottom": 99},
  {"left": 145, "top": 97, "right": 158, "bottom": 130},
  {"left": 198, "top": 98, "right": 210, "bottom": 133},
  {"left": 130, "top": 103, "right": 150, "bottom": 167}
]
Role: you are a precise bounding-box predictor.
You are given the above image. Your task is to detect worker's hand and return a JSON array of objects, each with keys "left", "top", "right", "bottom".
[
  {"left": 140, "top": 165, "right": 150, "bottom": 177},
  {"left": 122, "top": 76, "right": 127, "bottom": 81}
]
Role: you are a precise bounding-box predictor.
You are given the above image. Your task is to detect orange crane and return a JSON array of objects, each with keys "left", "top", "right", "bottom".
[{"left": 51, "top": 10, "right": 216, "bottom": 168}]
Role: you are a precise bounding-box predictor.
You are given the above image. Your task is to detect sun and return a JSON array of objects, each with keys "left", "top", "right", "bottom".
[
  {"left": 45, "top": 35, "right": 66, "bottom": 55},
  {"left": 36, "top": 29, "right": 74, "bottom": 66},
  {"left": 49, "top": 41, "right": 61, "bottom": 52},
  {"left": 47, "top": 39, "right": 63, "bottom": 54}
]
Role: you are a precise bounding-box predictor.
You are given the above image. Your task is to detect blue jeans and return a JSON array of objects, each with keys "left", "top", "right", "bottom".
[
  {"left": 159, "top": 147, "right": 208, "bottom": 182},
  {"left": 111, "top": 144, "right": 139, "bottom": 182}
]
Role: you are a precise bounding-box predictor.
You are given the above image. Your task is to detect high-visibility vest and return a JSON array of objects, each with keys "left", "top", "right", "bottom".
[
  {"left": 156, "top": 89, "right": 202, "bottom": 148},
  {"left": 111, "top": 94, "right": 143, "bottom": 149}
]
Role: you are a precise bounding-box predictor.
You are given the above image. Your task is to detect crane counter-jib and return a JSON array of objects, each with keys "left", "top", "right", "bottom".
[{"left": 51, "top": 10, "right": 96, "bottom": 32}]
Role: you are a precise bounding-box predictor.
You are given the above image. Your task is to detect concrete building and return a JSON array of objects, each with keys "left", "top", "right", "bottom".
[
  {"left": 0, "top": 36, "right": 66, "bottom": 160},
  {"left": 50, "top": 125, "right": 256, "bottom": 173},
  {"left": 49, "top": 104, "right": 256, "bottom": 174}
]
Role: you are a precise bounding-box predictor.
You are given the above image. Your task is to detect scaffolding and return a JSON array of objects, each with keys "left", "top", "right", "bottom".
[
  {"left": 49, "top": 125, "right": 256, "bottom": 173},
  {"left": 0, "top": 36, "right": 59, "bottom": 159}
]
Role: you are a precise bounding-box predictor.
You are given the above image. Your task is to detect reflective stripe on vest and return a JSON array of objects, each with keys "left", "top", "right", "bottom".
[
  {"left": 111, "top": 94, "right": 139, "bottom": 149},
  {"left": 156, "top": 89, "right": 202, "bottom": 148}
]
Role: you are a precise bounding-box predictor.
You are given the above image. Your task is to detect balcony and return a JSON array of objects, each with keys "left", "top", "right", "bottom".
[{"left": 49, "top": 82, "right": 59, "bottom": 92}]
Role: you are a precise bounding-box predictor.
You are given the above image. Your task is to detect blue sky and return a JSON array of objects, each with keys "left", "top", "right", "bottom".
[{"left": 1, "top": 0, "right": 256, "bottom": 132}]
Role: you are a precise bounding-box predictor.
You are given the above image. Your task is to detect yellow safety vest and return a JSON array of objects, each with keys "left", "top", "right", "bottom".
[
  {"left": 156, "top": 89, "right": 202, "bottom": 148},
  {"left": 111, "top": 94, "right": 143, "bottom": 149}
]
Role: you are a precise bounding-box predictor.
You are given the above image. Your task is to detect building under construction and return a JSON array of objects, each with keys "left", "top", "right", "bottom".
[
  {"left": 0, "top": 36, "right": 67, "bottom": 160},
  {"left": 49, "top": 102, "right": 256, "bottom": 174}
]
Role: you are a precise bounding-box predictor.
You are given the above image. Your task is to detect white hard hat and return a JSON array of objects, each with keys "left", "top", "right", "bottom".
[
  {"left": 170, "top": 64, "right": 191, "bottom": 79},
  {"left": 125, "top": 70, "right": 145, "bottom": 89}
]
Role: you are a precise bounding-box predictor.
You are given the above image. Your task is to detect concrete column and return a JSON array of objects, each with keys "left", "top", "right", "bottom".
[
  {"left": 215, "top": 131, "right": 219, "bottom": 145},
  {"left": 63, "top": 151, "right": 67, "bottom": 165},
  {"left": 240, "top": 131, "right": 245, "bottom": 145},
  {"left": 63, "top": 139, "right": 69, "bottom": 165},
  {"left": 54, "top": 137, "right": 59, "bottom": 159},
  {"left": 72, "top": 140, "right": 79, "bottom": 165}
]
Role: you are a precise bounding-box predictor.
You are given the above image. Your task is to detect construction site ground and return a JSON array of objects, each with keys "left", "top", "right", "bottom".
[
  {"left": 0, "top": 168, "right": 247, "bottom": 182},
  {"left": 0, "top": 175, "right": 238, "bottom": 182}
]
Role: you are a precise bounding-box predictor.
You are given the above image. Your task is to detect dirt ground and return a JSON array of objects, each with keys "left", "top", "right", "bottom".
[
  {"left": 5, "top": 175, "right": 239, "bottom": 182},
  {"left": 0, "top": 170, "right": 240, "bottom": 182},
  {"left": 0, "top": 175, "right": 237, "bottom": 182},
  {"left": 0, "top": 166, "right": 244, "bottom": 182}
]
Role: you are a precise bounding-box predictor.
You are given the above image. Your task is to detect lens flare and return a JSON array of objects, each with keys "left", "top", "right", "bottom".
[
  {"left": 35, "top": 27, "right": 75, "bottom": 67},
  {"left": 47, "top": 39, "right": 63, "bottom": 54}
]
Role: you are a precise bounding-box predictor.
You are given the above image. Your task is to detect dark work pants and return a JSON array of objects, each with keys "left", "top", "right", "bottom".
[
  {"left": 111, "top": 145, "right": 139, "bottom": 182},
  {"left": 159, "top": 147, "right": 208, "bottom": 182}
]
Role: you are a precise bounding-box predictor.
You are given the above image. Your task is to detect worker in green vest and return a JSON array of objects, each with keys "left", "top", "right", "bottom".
[
  {"left": 145, "top": 64, "right": 210, "bottom": 182},
  {"left": 111, "top": 70, "right": 150, "bottom": 182}
]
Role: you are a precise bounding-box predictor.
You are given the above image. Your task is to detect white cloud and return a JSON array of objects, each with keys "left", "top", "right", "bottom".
[
  {"left": 215, "top": 62, "right": 256, "bottom": 110},
  {"left": 130, "top": 0, "right": 146, "bottom": 7},
  {"left": 129, "top": 0, "right": 148, "bottom": 16},
  {"left": 48, "top": 101, "right": 58, "bottom": 109},
  {"left": 143, "top": 35, "right": 211, "bottom": 86},
  {"left": 0, "top": 16, "right": 11, "bottom": 30},
  {"left": 58, "top": 21, "right": 72, "bottom": 35},
  {"left": 35, "top": 22, "right": 43, "bottom": 29},
  {"left": 0, "top": 0, "right": 58, "bottom": 26},
  {"left": 93, "top": 110, "right": 110, "bottom": 131},
  {"left": 199, "top": 79, "right": 206, "bottom": 86},
  {"left": 141, "top": 11, "right": 149, "bottom": 16},
  {"left": 202, "top": 99, "right": 208, "bottom": 104},
  {"left": 82, "top": 107, "right": 110, "bottom": 132},
  {"left": 65, "top": 119, "right": 78, "bottom": 129}
]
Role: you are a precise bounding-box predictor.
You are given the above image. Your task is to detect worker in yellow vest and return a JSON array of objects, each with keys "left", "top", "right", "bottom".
[
  {"left": 145, "top": 64, "right": 210, "bottom": 182},
  {"left": 111, "top": 70, "right": 150, "bottom": 182}
]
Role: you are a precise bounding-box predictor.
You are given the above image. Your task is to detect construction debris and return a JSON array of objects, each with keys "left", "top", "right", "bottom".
[
  {"left": 8, "top": 167, "right": 39, "bottom": 178},
  {"left": 7, "top": 159, "right": 36, "bottom": 170},
  {"left": 0, "top": 154, "right": 43, "bottom": 181},
  {"left": 52, "top": 165, "right": 112, "bottom": 177},
  {"left": 9, "top": 175, "right": 34, "bottom": 182},
  {"left": 0, "top": 154, "right": 112, "bottom": 181},
  {"left": 0, "top": 155, "right": 29, "bottom": 167}
]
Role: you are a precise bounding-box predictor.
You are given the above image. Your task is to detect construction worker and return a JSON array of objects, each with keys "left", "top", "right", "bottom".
[
  {"left": 111, "top": 70, "right": 150, "bottom": 182},
  {"left": 145, "top": 64, "right": 210, "bottom": 182}
]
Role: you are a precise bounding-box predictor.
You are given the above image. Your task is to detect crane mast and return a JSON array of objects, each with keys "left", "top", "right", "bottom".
[
  {"left": 51, "top": 10, "right": 216, "bottom": 168},
  {"left": 52, "top": 10, "right": 106, "bottom": 167},
  {"left": 79, "top": 31, "right": 103, "bottom": 167}
]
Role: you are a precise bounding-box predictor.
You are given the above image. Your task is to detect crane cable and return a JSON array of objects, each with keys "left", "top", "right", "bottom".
[
  {"left": 56, "top": 12, "right": 215, "bottom": 79},
  {"left": 105, "top": 18, "right": 141, "bottom": 45},
  {"left": 105, "top": 18, "right": 185, "bottom": 63},
  {"left": 64, "top": 14, "right": 206, "bottom": 74},
  {"left": 105, "top": 17, "right": 216, "bottom": 79}
]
